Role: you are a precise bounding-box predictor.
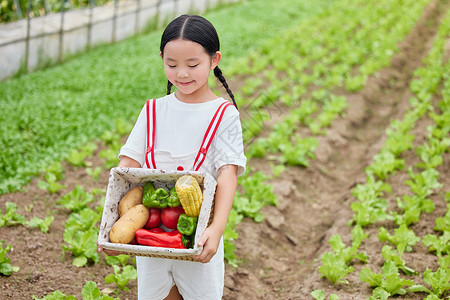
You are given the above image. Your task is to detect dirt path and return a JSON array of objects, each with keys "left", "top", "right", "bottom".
[
  {"left": 0, "top": 0, "right": 448, "bottom": 299},
  {"left": 223, "top": 0, "right": 449, "bottom": 299}
]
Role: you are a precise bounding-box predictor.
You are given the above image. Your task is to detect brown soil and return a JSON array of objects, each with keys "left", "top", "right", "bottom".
[{"left": 1, "top": 0, "right": 449, "bottom": 299}]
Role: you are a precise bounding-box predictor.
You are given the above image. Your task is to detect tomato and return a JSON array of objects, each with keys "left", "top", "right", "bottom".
[
  {"left": 144, "top": 208, "right": 162, "bottom": 229},
  {"left": 161, "top": 206, "right": 185, "bottom": 229}
]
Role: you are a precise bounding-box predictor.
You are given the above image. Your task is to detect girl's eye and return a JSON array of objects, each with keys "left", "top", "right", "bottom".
[
  {"left": 167, "top": 65, "right": 176, "bottom": 68},
  {"left": 189, "top": 64, "right": 199, "bottom": 68}
]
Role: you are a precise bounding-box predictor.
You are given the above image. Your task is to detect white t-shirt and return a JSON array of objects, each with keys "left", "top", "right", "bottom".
[{"left": 119, "top": 93, "right": 247, "bottom": 177}]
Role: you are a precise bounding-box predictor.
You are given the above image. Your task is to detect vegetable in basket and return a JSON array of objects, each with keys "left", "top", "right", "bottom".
[
  {"left": 175, "top": 175, "right": 203, "bottom": 217},
  {"left": 161, "top": 206, "right": 185, "bottom": 229},
  {"left": 167, "top": 187, "right": 181, "bottom": 207},
  {"left": 143, "top": 181, "right": 169, "bottom": 209},
  {"left": 110, "top": 204, "right": 149, "bottom": 244},
  {"left": 182, "top": 234, "right": 195, "bottom": 249},
  {"left": 144, "top": 208, "right": 162, "bottom": 229},
  {"left": 135, "top": 229, "right": 185, "bottom": 249},
  {"left": 118, "top": 186, "right": 143, "bottom": 217},
  {"left": 177, "top": 214, "right": 198, "bottom": 236}
]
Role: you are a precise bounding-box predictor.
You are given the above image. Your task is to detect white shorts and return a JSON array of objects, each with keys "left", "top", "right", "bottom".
[{"left": 136, "top": 239, "right": 224, "bottom": 300}]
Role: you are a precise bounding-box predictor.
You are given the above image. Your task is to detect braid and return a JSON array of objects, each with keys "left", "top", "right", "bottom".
[
  {"left": 214, "top": 66, "right": 237, "bottom": 109},
  {"left": 166, "top": 80, "right": 173, "bottom": 95}
]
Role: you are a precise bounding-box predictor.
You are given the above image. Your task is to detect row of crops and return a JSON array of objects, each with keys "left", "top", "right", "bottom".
[
  {"left": 313, "top": 8, "right": 450, "bottom": 300},
  {"left": 221, "top": 0, "right": 449, "bottom": 297},
  {"left": 1, "top": 0, "right": 449, "bottom": 298}
]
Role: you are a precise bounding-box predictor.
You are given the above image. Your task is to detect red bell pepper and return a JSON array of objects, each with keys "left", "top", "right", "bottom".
[{"left": 135, "top": 229, "right": 185, "bottom": 249}]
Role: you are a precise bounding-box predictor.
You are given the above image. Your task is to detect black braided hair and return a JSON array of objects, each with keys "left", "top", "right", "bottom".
[
  {"left": 166, "top": 80, "right": 173, "bottom": 95},
  {"left": 214, "top": 66, "right": 237, "bottom": 108},
  {"left": 160, "top": 15, "right": 238, "bottom": 108}
]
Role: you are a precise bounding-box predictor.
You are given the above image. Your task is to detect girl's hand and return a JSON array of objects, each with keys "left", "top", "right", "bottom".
[
  {"left": 192, "top": 225, "right": 222, "bottom": 263},
  {"left": 97, "top": 239, "right": 122, "bottom": 256},
  {"left": 98, "top": 246, "right": 122, "bottom": 256}
]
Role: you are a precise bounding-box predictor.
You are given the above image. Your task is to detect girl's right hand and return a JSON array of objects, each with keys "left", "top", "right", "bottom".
[
  {"left": 97, "top": 239, "right": 122, "bottom": 256},
  {"left": 97, "top": 246, "right": 122, "bottom": 256}
]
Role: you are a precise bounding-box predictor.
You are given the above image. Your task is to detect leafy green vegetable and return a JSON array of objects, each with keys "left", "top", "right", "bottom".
[
  {"left": 105, "top": 254, "right": 132, "bottom": 267},
  {"left": 32, "top": 281, "right": 116, "bottom": 300},
  {"left": 67, "top": 143, "right": 97, "bottom": 167},
  {"left": 0, "top": 202, "right": 26, "bottom": 227},
  {"left": 64, "top": 208, "right": 101, "bottom": 242},
  {"left": 233, "top": 170, "right": 277, "bottom": 222},
  {"left": 86, "top": 167, "right": 103, "bottom": 182},
  {"left": 404, "top": 167, "right": 442, "bottom": 199},
  {"left": 365, "top": 150, "right": 405, "bottom": 180},
  {"left": 381, "top": 245, "right": 416, "bottom": 275},
  {"left": 0, "top": 241, "right": 20, "bottom": 276},
  {"left": 433, "top": 204, "right": 450, "bottom": 232},
  {"left": 37, "top": 162, "right": 66, "bottom": 193},
  {"left": 319, "top": 251, "right": 354, "bottom": 284},
  {"left": 223, "top": 209, "right": 243, "bottom": 268},
  {"left": 422, "top": 231, "right": 450, "bottom": 257},
  {"left": 378, "top": 224, "right": 420, "bottom": 255},
  {"left": 409, "top": 267, "right": 450, "bottom": 299},
  {"left": 395, "top": 194, "right": 435, "bottom": 226},
  {"left": 32, "top": 290, "right": 76, "bottom": 300},
  {"left": 27, "top": 216, "right": 55, "bottom": 233},
  {"left": 349, "top": 175, "right": 392, "bottom": 227},
  {"left": 278, "top": 136, "right": 318, "bottom": 167},
  {"left": 360, "top": 260, "right": 414, "bottom": 297},
  {"left": 416, "top": 137, "right": 448, "bottom": 169},
  {"left": 37, "top": 172, "right": 66, "bottom": 194},
  {"left": 311, "top": 289, "right": 340, "bottom": 300},
  {"left": 82, "top": 281, "right": 117, "bottom": 299},
  {"left": 329, "top": 225, "right": 369, "bottom": 264},
  {"left": 318, "top": 226, "right": 368, "bottom": 284},
  {"left": 105, "top": 265, "right": 137, "bottom": 291},
  {"left": 57, "top": 185, "right": 95, "bottom": 212},
  {"left": 62, "top": 229, "right": 100, "bottom": 267},
  {"left": 62, "top": 205, "right": 101, "bottom": 267}
]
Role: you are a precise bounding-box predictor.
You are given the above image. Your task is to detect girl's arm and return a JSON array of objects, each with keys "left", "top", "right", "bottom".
[
  {"left": 193, "top": 164, "right": 238, "bottom": 263},
  {"left": 118, "top": 156, "right": 141, "bottom": 168}
]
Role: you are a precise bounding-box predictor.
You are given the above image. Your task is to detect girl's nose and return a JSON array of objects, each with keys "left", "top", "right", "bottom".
[{"left": 178, "top": 68, "right": 189, "bottom": 78}]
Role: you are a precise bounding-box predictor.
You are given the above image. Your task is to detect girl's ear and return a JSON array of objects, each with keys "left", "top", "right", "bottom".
[
  {"left": 160, "top": 51, "right": 163, "bottom": 59},
  {"left": 210, "top": 51, "right": 222, "bottom": 70}
]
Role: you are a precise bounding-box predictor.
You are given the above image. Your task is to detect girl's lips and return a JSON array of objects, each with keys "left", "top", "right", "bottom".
[{"left": 178, "top": 80, "right": 194, "bottom": 87}]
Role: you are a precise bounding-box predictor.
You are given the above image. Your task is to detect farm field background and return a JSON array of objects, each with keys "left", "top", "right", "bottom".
[{"left": 0, "top": 0, "right": 449, "bottom": 299}]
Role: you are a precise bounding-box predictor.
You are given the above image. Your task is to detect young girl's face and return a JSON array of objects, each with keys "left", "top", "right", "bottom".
[{"left": 162, "top": 39, "right": 221, "bottom": 102}]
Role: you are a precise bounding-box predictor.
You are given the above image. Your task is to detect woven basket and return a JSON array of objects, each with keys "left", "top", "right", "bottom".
[{"left": 97, "top": 167, "right": 216, "bottom": 261}]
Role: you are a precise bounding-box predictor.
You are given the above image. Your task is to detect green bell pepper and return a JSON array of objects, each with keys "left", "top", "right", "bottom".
[
  {"left": 177, "top": 214, "right": 198, "bottom": 236},
  {"left": 167, "top": 187, "right": 181, "bottom": 207},
  {"left": 182, "top": 234, "right": 194, "bottom": 249},
  {"left": 143, "top": 184, "right": 169, "bottom": 209},
  {"left": 143, "top": 181, "right": 156, "bottom": 196}
]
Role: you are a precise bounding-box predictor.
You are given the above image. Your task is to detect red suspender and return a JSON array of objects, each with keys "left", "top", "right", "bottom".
[
  {"left": 145, "top": 99, "right": 232, "bottom": 171},
  {"left": 145, "top": 99, "right": 157, "bottom": 169},
  {"left": 193, "top": 101, "right": 233, "bottom": 171}
]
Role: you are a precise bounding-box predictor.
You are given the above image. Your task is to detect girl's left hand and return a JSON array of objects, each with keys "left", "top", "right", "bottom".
[{"left": 192, "top": 226, "right": 221, "bottom": 263}]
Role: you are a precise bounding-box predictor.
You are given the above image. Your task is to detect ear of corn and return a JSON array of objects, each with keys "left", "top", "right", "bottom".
[{"left": 175, "top": 175, "right": 203, "bottom": 217}]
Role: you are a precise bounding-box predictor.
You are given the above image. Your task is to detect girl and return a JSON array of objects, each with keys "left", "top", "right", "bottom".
[{"left": 100, "top": 14, "right": 246, "bottom": 300}]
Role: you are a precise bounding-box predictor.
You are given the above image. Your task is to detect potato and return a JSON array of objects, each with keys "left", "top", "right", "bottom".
[
  {"left": 118, "top": 186, "right": 143, "bottom": 217},
  {"left": 110, "top": 204, "right": 149, "bottom": 244}
]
